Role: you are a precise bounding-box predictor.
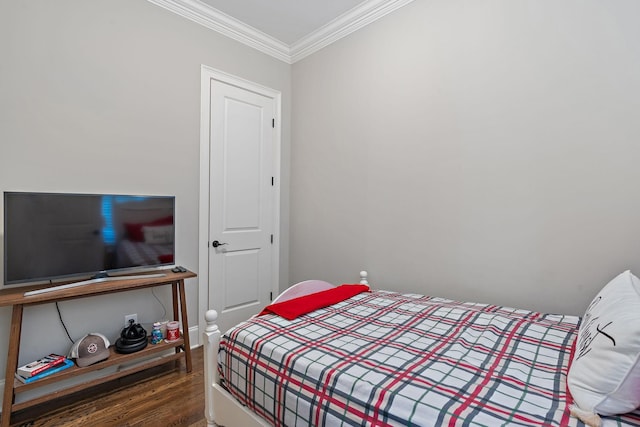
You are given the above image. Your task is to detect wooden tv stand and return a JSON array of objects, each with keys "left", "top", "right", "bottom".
[{"left": 0, "top": 269, "right": 196, "bottom": 427}]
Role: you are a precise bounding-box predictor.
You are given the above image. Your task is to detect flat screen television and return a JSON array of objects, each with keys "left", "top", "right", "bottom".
[{"left": 3, "top": 192, "right": 175, "bottom": 287}]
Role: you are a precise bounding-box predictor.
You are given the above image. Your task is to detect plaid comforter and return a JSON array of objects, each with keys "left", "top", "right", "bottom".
[{"left": 218, "top": 290, "right": 640, "bottom": 426}]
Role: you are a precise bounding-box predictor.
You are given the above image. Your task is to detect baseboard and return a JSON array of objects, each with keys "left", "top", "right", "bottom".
[{"left": 188, "top": 324, "right": 200, "bottom": 348}]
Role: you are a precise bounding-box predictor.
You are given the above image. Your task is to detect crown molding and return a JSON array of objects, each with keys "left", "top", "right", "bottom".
[
  {"left": 290, "top": 0, "right": 416, "bottom": 63},
  {"left": 148, "top": 0, "right": 416, "bottom": 64},
  {"left": 147, "top": 0, "right": 291, "bottom": 63}
]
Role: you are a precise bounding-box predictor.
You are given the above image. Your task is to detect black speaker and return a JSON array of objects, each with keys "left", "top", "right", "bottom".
[{"left": 115, "top": 319, "right": 148, "bottom": 354}]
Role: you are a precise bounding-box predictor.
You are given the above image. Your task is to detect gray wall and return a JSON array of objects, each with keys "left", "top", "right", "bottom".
[
  {"left": 0, "top": 0, "right": 290, "bottom": 391},
  {"left": 291, "top": 0, "right": 640, "bottom": 316}
]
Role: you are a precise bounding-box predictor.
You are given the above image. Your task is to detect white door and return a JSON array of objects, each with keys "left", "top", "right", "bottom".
[{"left": 203, "top": 72, "right": 279, "bottom": 334}]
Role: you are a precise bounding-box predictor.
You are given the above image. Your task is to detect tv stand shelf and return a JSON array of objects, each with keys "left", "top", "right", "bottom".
[{"left": 0, "top": 269, "right": 196, "bottom": 427}]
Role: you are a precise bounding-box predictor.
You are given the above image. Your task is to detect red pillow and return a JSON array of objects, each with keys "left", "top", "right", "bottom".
[
  {"left": 125, "top": 216, "right": 173, "bottom": 242},
  {"left": 259, "top": 284, "right": 369, "bottom": 320}
]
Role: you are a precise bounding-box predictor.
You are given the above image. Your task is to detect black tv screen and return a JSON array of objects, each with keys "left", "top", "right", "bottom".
[{"left": 4, "top": 192, "right": 175, "bottom": 286}]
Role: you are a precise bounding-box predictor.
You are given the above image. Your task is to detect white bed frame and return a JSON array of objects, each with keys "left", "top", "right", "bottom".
[{"left": 203, "top": 271, "right": 369, "bottom": 427}]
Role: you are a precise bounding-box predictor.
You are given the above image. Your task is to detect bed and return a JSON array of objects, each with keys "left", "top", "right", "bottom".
[{"left": 203, "top": 271, "right": 640, "bottom": 427}]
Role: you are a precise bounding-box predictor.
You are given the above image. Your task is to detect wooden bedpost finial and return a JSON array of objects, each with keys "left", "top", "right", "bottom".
[
  {"left": 360, "top": 271, "right": 368, "bottom": 285},
  {"left": 205, "top": 310, "right": 219, "bottom": 333}
]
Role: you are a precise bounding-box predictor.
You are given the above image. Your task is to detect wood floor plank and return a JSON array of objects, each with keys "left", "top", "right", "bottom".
[{"left": 7, "top": 347, "right": 206, "bottom": 427}]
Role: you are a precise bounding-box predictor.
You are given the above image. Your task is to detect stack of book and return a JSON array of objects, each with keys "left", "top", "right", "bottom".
[{"left": 15, "top": 354, "right": 74, "bottom": 384}]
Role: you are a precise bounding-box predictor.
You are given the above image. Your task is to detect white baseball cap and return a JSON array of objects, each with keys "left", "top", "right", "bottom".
[{"left": 69, "top": 333, "right": 111, "bottom": 367}]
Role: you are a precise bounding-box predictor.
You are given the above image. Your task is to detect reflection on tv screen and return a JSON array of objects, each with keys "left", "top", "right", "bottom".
[{"left": 4, "top": 192, "right": 175, "bottom": 285}]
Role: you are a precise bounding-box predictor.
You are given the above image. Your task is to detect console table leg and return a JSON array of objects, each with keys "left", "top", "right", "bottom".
[
  {"left": 2, "top": 304, "right": 23, "bottom": 427},
  {"left": 171, "top": 282, "right": 179, "bottom": 323},
  {"left": 172, "top": 282, "right": 179, "bottom": 358},
  {"left": 178, "top": 280, "right": 192, "bottom": 373}
]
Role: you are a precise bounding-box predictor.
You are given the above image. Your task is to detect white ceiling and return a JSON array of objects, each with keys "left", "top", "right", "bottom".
[
  {"left": 200, "top": 0, "right": 367, "bottom": 46},
  {"left": 148, "top": 0, "right": 416, "bottom": 63}
]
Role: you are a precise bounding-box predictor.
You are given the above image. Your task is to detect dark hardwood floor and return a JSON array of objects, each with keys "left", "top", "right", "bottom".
[{"left": 7, "top": 347, "right": 207, "bottom": 427}]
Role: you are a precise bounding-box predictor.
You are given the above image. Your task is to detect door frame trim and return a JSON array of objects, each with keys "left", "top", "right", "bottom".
[{"left": 198, "top": 65, "right": 281, "bottom": 340}]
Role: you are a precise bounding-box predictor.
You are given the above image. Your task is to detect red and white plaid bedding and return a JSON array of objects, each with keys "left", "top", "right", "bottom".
[{"left": 218, "top": 290, "right": 640, "bottom": 426}]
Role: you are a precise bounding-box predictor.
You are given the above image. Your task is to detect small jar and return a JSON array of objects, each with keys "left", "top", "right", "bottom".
[
  {"left": 151, "top": 322, "right": 163, "bottom": 344},
  {"left": 166, "top": 321, "right": 180, "bottom": 342}
]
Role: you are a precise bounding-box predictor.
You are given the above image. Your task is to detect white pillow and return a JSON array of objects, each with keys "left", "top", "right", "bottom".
[
  {"left": 568, "top": 270, "right": 640, "bottom": 423},
  {"left": 142, "top": 225, "right": 174, "bottom": 245}
]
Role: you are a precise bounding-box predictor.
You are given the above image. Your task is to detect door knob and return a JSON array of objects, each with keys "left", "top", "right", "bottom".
[{"left": 212, "top": 240, "right": 227, "bottom": 248}]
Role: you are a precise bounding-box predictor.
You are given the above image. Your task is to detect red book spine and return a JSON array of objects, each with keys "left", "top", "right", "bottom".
[{"left": 28, "top": 355, "right": 65, "bottom": 376}]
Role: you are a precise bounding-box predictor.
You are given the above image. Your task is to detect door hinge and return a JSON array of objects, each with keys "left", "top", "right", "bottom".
[
  {"left": 272, "top": 118, "right": 275, "bottom": 128},
  {"left": 270, "top": 292, "right": 273, "bottom": 301},
  {"left": 271, "top": 177, "right": 274, "bottom": 186},
  {"left": 270, "top": 234, "right": 273, "bottom": 244}
]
